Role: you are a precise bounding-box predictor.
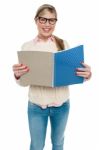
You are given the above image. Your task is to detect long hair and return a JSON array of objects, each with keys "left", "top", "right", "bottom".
[{"left": 54, "top": 35, "right": 65, "bottom": 51}]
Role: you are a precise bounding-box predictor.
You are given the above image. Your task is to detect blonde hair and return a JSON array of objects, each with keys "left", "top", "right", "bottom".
[
  {"left": 34, "top": 4, "right": 57, "bottom": 19},
  {"left": 54, "top": 36, "right": 65, "bottom": 51},
  {"left": 35, "top": 4, "right": 65, "bottom": 51}
]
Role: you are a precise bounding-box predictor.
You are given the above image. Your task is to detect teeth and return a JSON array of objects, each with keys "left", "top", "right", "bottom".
[{"left": 43, "top": 28, "right": 50, "bottom": 31}]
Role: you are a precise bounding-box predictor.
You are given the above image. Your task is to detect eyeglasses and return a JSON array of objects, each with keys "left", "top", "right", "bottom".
[{"left": 37, "top": 17, "right": 57, "bottom": 25}]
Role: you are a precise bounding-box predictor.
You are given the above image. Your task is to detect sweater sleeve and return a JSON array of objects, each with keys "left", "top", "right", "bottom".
[{"left": 63, "top": 40, "right": 70, "bottom": 49}]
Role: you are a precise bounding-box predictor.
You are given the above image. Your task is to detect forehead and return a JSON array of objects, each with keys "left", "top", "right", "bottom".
[{"left": 39, "top": 9, "right": 56, "bottom": 18}]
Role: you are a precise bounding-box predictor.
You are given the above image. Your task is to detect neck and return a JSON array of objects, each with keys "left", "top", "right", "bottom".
[{"left": 38, "top": 34, "right": 53, "bottom": 41}]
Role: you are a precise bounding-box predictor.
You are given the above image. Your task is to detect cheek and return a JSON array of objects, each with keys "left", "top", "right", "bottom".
[
  {"left": 51, "top": 26, "right": 55, "bottom": 32},
  {"left": 37, "top": 23, "right": 42, "bottom": 30},
  {"left": 36, "top": 22, "right": 43, "bottom": 30}
]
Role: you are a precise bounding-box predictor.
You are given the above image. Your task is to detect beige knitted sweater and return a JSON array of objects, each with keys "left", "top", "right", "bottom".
[{"left": 17, "top": 37, "right": 70, "bottom": 108}]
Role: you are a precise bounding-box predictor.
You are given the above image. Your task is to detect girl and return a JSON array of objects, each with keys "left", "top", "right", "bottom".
[{"left": 13, "top": 4, "right": 91, "bottom": 150}]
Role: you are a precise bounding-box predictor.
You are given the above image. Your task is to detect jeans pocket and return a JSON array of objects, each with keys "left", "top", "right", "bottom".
[{"left": 28, "top": 100, "right": 44, "bottom": 114}]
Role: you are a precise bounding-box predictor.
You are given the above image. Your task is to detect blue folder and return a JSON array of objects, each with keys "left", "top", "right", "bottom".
[
  {"left": 18, "top": 45, "right": 84, "bottom": 87},
  {"left": 54, "top": 45, "right": 84, "bottom": 86}
]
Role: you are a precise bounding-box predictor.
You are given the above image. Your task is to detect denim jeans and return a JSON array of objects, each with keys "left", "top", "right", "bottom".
[{"left": 28, "top": 100, "right": 70, "bottom": 150}]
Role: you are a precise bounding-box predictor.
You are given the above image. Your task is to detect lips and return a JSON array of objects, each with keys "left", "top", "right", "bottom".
[{"left": 42, "top": 28, "right": 51, "bottom": 32}]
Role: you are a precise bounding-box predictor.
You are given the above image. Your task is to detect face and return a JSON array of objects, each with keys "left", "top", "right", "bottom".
[{"left": 35, "top": 10, "right": 57, "bottom": 39}]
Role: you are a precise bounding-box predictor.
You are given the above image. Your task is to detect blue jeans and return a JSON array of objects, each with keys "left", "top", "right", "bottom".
[{"left": 28, "top": 100, "right": 70, "bottom": 150}]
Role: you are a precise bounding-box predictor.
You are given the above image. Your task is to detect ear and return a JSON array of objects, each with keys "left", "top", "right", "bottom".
[{"left": 34, "top": 18, "right": 37, "bottom": 24}]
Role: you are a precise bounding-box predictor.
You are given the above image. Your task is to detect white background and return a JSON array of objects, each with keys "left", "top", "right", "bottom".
[{"left": 0, "top": 0, "right": 98, "bottom": 150}]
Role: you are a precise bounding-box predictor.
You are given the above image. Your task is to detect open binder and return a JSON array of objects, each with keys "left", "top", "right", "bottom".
[{"left": 17, "top": 45, "right": 84, "bottom": 87}]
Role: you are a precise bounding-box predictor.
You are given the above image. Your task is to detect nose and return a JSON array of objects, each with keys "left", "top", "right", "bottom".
[{"left": 45, "top": 20, "right": 50, "bottom": 25}]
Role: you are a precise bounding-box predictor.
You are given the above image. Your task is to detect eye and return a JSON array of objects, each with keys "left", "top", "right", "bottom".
[
  {"left": 49, "top": 18, "right": 57, "bottom": 25},
  {"left": 50, "top": 18, "right": 56, "bottom": 22},
  {"left": 39, "top": 17, "right": 46, "bottom": 23}
]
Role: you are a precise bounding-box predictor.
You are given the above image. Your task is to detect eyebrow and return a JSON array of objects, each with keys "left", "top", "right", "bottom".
[{"left": 38, "top": 16, "right": 57, "bottom": 20}]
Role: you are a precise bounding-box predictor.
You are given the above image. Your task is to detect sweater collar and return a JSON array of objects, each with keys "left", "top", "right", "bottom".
[{"left": 33, "top": 35, "right": 54, "bottom": 43}]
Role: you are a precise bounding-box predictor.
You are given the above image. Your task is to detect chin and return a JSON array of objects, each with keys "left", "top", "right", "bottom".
[{"left": 43, "top": 33, "right": 52, "bottom": 37}]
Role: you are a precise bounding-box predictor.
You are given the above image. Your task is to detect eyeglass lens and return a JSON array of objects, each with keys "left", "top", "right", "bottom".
[{"left": 38, "top": 17, "right": 57, "bottom": 25}]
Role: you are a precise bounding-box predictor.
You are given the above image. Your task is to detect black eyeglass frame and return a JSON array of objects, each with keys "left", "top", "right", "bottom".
[{"left": 36, "top": 16, "right": 57, "bottom": 25}]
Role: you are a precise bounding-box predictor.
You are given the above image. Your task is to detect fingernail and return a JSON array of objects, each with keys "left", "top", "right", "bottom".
[{"left": 27, "top": 68, "right": 29, "bottom": 71}]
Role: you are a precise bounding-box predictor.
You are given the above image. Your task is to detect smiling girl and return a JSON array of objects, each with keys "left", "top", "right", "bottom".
[{"left": 12, "top": 4, "right": 91, "bottom": 150}]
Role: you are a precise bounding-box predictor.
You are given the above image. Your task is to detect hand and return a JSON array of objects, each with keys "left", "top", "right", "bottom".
[
  {"left": 76, "top": 62, "right": 92, "bottom": 80},
  {"left": 12, "top": 64, "right": 29, "bottom": 79}
]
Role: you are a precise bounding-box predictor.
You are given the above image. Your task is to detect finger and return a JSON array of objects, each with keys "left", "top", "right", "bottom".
[
  {"left": 13, "top": 64, "right": 28, "bottom": 69},
  {"left": 15, "top": 67, "right": 29, "bottom": 74},
  {"left": 13, "top": 64, "right": 22, "bottom": 68},
  {"left": 76, "top": 73, "right": 91, "bottom": 80},
  {"left": 13, "top": 65, "right": 29, "bottom": 71},
  {"left": 13, "top": 64, "right": 22, "bottom": 71},
  {"left": 76, "top": 67, "right": 90, "bottom": 72},
  {"left": 76, "top": 74, "right": 87, "bottom": 78},
  {"left": 14, "top": 68, "right": 29, "bottom": 77},
  {"left": 76, "top": 71, "right": 91, "bottom": 79},
  {"left": 76, "top": 71, "right": 89, "bottom": 75},
  {"left": 18, "top": 66, "right": 29, "bottom": 70}
]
